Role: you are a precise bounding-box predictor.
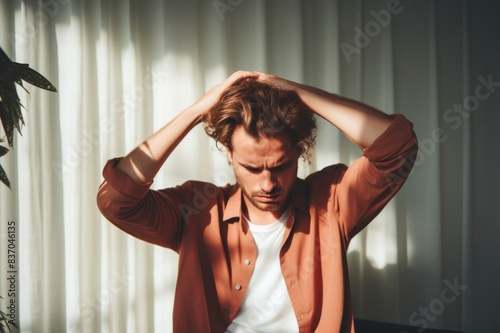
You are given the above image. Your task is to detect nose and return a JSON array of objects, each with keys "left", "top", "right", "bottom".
[{"left": 259, "top": 170, "right": 276, "bottom": 193}]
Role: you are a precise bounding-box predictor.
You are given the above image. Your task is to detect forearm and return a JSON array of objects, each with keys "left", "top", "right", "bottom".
[
  {"left": 290, "top": 83, "right": 392, "bottom": 149},
  {"left": 256, "top": 73, "right": 392, "bottom": 149},
  {"left": 115, "top": 71, "right": 260, "bottom": 184},
  {"left": 117, "top": 105, "right": 203, "bottom": 183}
]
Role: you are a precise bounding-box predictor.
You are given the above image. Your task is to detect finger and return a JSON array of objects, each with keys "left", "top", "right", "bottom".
[
  {"left": 217, "top": 71, "right": 258, "bottom": 90},
  {"left": 230, "top": 70, "right": 259, "bottom": 82}
]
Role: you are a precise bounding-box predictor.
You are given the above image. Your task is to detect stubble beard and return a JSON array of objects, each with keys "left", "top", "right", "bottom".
[{"left": 240, "top": 186, "right": 289, "bottom": 214}]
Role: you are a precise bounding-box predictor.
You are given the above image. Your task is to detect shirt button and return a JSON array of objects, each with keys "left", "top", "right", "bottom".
[
  {"left": 235, "top": 284, "right": 242, "bottom": 290},
  {"left": 244, "top": 259, "right": 250, "bottom": 265},
  {"left": 223, "top": 309, "right": 229, "bottom": 315}
]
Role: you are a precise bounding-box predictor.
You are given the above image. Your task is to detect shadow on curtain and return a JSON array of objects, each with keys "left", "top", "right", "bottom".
[{"left": 1, "top": 0, "right": 499, "bottom": 332}]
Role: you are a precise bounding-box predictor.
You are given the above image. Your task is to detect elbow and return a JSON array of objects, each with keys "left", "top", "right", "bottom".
[{"left": 96, "top": 181, "right": 117, "bottom": 220}]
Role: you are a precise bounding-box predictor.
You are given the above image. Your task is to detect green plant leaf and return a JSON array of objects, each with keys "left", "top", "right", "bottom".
[
  {"left": 0, "top": 145, "right": 8, "bottom": 157},
  {"left": 0, "top": 79, "right": 24, "bottom": 147},
  {"left": 11, "top": 62, "right": 57, "bottom": 92},
  {"left": 0, "top": 45, "right": 57, "bottom": 189},
  {"left": 0, "top": 163, "right": 10, "bottom": 189}
]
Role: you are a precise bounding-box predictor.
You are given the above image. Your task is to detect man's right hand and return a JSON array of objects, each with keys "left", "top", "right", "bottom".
[{"left": 190, "top": 70, "right": 259, "bottom": 119}]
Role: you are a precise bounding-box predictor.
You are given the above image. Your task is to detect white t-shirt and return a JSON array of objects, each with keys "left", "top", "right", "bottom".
[{"left": 225, "top": 209, "right": 299, "bottom": 333}]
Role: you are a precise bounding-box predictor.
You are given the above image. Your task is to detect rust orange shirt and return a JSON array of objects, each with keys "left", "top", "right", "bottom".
[{"left": 97, "top": 114, "right": 417, "bottom": 333}]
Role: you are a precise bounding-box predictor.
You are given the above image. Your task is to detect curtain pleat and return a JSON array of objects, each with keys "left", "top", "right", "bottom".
[{"left": 1, "top": 0, "right": 494, "bottom": 332}]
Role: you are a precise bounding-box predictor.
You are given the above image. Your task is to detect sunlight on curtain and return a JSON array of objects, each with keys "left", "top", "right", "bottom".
[{"left": 0, "top": 0, "right": 477, "bottom": 332}]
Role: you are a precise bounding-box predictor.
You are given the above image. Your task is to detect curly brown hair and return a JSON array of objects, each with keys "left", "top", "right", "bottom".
[{"left": 203, "top": 78, "right": 317, "bottom": 162}]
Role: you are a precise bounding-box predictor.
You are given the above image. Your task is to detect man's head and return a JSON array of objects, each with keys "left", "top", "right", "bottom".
[
  {"left": 203, "top": 79, "right": 316, "bottom": 222},
  {"left": 203, "top": 78, "right": 316, "bottom": 161}
]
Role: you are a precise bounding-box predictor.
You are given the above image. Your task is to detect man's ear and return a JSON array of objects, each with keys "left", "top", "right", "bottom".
[{"left": 226, "top": 147, "right": 233, "bottom": 164}]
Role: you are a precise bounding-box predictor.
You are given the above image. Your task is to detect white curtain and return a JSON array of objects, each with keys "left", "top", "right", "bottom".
[{"left": 1, "top": 0, "right": 498, "bottom": 332}]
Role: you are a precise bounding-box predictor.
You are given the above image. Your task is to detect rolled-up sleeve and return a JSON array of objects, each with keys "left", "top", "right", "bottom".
[
  {"left": 96, "top": 158, "right": 185, "bottom": 250},
  {"left": 335, "top": 114, "right": 418, "bottom": 240}
]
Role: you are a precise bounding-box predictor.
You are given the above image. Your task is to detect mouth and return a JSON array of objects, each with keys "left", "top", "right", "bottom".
[{"left": 255, "top": 193, "right": 281, "bottom": 203}]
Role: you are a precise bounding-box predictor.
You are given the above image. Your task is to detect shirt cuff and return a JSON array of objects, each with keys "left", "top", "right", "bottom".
[
  {"left": 362, "top": 114, "right": 416, "bottom": 162},
  {"left": 102, "top": 157, "right": 153, "bottom": 199}
]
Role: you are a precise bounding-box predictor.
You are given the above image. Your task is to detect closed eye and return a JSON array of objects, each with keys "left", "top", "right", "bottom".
[
  {"left": 270, "top": 160, "right": 295, "bottom": 172},
  {"left": 244, "top": 166, "right": 262, "bottom": 173},
  {"left": 240, "top": 160, "right": 295, "bottom": 174}
]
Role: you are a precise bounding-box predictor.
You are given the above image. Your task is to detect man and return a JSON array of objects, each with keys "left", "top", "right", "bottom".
[{"left": 97, "top": 71, "right": 417, "bottom": 332}]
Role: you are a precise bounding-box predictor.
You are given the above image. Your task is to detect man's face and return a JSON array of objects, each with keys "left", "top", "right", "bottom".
[{"left": 227, "top": 126, "right": 299, "bottom": 224}]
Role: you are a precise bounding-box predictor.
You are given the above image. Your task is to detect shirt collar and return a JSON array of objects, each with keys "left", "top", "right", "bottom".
[
  {"left": 222, "top": 185, "right": 242, "bottom": 223},
  {"left": 289, "top": 178, "right": 309, "bottom": 215}
]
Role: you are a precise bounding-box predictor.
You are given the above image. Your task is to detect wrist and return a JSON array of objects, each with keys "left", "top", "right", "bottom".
[{"left": 183, "top": 103, "right": 206, "bottom": 125}]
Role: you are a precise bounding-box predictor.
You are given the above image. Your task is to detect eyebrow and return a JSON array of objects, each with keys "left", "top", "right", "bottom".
[{"left": 239, "top": 159, "right": 295, "bottom": 171}]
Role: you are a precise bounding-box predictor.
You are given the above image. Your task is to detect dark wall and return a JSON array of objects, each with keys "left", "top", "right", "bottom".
[{"left": 469, "top": 1, "right": 500, "bottom": 332}]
